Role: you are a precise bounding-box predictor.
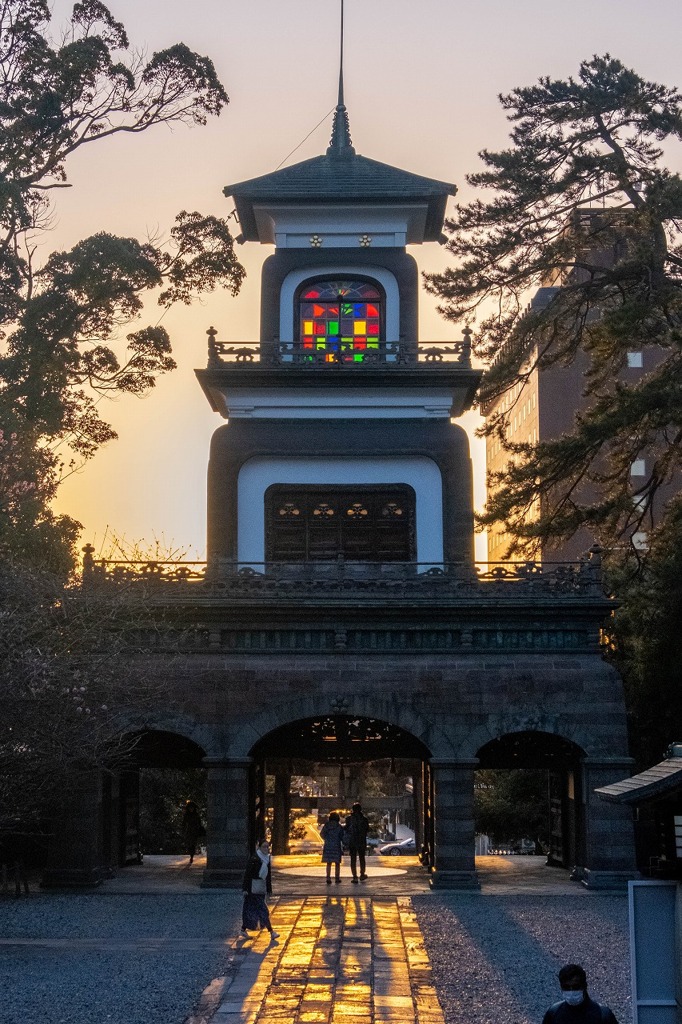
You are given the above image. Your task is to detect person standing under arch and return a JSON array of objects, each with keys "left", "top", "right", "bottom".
[
  {"left": 320, "top": 812, "right": 345, "bottom": 884},
  {"left": 181, "top": 800, "right": 205, "bottom": 865},
  {"left": 345, "top": 802, "right": 370, "bottom": 883}
]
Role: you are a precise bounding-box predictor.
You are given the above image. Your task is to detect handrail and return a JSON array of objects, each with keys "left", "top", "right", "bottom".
[
  {"left": 205, "top": 327, "right": 473, "bottom": 368},
  {"left": 81, "top": 548, "right": 604, "bottom": 597}
]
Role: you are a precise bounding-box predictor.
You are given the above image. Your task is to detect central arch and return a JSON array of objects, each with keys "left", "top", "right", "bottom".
[{"left": 249, "top": 714, "right": 433, "bottom": 862}]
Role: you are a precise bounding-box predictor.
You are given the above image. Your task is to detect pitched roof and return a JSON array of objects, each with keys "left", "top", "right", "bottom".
[
  {"left": 226, "top": 151, "right": 456, "bottom": 202},
  {"left": 224, "top": 151, "right": 456, "bottom": 242},
  {"left": 595, "top": 751, "right": 682, "bottom": 804}
]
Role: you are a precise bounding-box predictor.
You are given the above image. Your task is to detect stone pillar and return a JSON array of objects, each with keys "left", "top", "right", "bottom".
[
  {"left": 254, "top": 761, "right": 266, "bottom": 843},
  {"left": 580, "top": 757, "right": 638, "bottom": 889},
  {"left": 430, "top": 758, "right": 479, "bottom": 889},
  {"left": 412, "top": 760, "right": 424, "bottom": 857},
  {"left": 271, "top": 768, "right": 291, "bottom": 855},
  {"left": 202, "top": 756, "right": 253, "bottom": 888},
  {"left": 42, "top": 771, "right": 105, "bottom": 887},
  {"left": 423, "top": 761, "right": 434, "bottom": 867},
  {"left": 671, "top": 884, "right": 675, "bottom": 1024}
]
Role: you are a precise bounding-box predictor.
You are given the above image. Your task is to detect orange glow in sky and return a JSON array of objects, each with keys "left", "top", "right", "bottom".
[{"left": 48, "top": 0, "right": 682, "bottom": 560}]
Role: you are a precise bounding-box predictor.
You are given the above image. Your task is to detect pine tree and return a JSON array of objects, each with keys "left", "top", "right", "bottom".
[{"left": 426, "top": 55, "right": 682, "bottom": 554}]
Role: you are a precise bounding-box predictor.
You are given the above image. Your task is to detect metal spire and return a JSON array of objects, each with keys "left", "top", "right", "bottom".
[{"left": 327, "top": 0, "right": 355, "bottom": 158}]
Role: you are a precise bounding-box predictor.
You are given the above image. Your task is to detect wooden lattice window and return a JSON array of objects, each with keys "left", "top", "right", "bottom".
[{"left": 265, "top": 485, "right": 415, "bottom": 562}]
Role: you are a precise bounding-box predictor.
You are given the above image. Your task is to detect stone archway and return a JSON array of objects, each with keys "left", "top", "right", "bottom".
[
  {"left": 42, "top": 728, "right": 208, "bottom": 887},
  {"left": 116, "top": 730, "right": 207, "bottom": 868},
  {"left": 202, "top": 713, "right": 434, "bottom": 888},
  {"left": 474, "top": 730, "right": 636, "bottom": 886},
  {"left": 251, "top": 714, "right": 432, "bottom": 858},
  {"left": 476, "top": 731, "right": 586, "bottom": 868}
]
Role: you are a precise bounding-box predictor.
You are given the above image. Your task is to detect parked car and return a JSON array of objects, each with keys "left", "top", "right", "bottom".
[{"left": 378, "top": 837, "right": 417, "bottom": 856}]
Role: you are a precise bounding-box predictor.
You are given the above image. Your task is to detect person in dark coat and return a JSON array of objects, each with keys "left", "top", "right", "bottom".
[
  {"left": 320, "top": 812, "right": 345, "bottom": 884},
  {"left": 241, "top": 839, "right": 278, "bottom": 939},
  {"left": 181, "top": 801, "right": 205, "bottom": 864},
  {"left": 542, "top": 964, "right": 619, "bottom": 1024},
  {"left": 344, "top": 802, "right": 370, "bottom": 883}
]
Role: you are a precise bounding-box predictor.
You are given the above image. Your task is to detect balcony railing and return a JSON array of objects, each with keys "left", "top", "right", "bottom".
[
  {"left": 205, "top": 327, "right": 473, "bottom": 368},
  {"left": 81, "top": 548, "right": 605, "bottom": 600}
]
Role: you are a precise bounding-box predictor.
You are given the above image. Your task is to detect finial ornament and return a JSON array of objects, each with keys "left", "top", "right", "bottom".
[{"left": 327, "top": 0, "right": 355, "bottom": 158}]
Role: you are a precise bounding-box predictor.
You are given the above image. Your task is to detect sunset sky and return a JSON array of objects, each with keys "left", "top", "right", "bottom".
[{"left": 49, "top": 0, "right": 682, "bottom": 561}]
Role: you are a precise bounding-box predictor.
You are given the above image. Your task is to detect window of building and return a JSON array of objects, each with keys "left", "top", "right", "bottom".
[
  {"left": 627, "top": 351, "right": 643, "bottom": 368},
  {"left": 298, "top": 279, "right": 382, "bottom": 362},
  {"left": 265, "top": 485, "right": 415, "bottom": 561}
]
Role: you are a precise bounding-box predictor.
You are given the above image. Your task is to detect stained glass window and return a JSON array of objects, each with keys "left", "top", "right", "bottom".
[{"left": 298, "top": 280, "right": 382, "bottom": 363}]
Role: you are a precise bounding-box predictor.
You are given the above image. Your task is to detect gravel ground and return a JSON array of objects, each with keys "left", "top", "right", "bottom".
[
  {"left": 414, "top": 894, "right": 631, "bottom": 1024},
  {"left": 1, "top": 890, "right": 631, "bottom": 1024},
  {"left": 0, "top": 892, "right": 244, "bottom": 1024}
]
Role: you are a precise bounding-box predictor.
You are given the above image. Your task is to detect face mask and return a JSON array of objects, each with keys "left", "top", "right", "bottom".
[{"left": 562, "top": 991, "right": 584, "bottom": 1006}]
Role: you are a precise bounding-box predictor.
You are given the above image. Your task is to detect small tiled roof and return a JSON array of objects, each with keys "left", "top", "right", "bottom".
[
  {"left": 595, "top": 752, "right": 682, "bottom": 804},
  {"left": 226, "top": 152, "right": 456, "bottom": 202},
  {"left": 225, "top": 152, "right": 456, "bottom": 242}
]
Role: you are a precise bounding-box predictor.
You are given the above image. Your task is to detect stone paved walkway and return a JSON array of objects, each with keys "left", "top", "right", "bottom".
[{"left": 186, "top": 897, "right": 445, "bottom": 1024}]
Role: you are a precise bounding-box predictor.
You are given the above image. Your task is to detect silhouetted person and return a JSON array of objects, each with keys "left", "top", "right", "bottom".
[
  {"left": 181, "top": 800, "right": 204, "bottom": 864},
  {"left": 345, "top": 802, "right": 369, "bottom": 883},
  {"left": 0, "top": 834, "right": 29, "bottom": 896},
  {"left": 542, "top": 964, "right": 619, "bottom": 1024},
  {"left": 320, "top": 811, "right": 344, "bottom": 884}
]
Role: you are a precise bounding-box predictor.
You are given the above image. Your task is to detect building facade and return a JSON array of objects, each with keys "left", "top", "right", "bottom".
[{"left": 44, "top": 102, "right": 637, "bottom": 890}]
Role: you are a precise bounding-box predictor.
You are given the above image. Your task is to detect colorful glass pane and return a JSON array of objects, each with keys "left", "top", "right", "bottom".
[{"left": 299, "top": 279, "right": 383, "bottom": 362}]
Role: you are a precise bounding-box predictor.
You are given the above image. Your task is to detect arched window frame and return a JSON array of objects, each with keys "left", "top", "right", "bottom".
[{"left": 278, "top": 265, "right": 399, "bottom": 344}]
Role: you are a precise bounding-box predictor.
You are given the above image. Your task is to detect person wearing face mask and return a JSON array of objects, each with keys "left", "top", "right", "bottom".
[{"left": 542, "top": 965, "right": 619, "bottom": 1024}]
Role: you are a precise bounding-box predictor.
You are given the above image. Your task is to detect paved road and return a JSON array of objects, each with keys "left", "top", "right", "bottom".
[{"left": 186, "top": 897, "right": 444, "bottom": 1024}]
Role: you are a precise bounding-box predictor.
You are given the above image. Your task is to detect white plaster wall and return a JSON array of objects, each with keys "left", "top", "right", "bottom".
[
  {"left": 252, "top": 203, "right": 429, "bottom": 247},
  {"left": 279, "top": 265, "right": 400, "bottom": 342},
  {"left": 224, "top": 388, "right": 454, "bottom": 419},
  {"left": 237, "top": 456, "right": 443, "bottom": 563}
]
